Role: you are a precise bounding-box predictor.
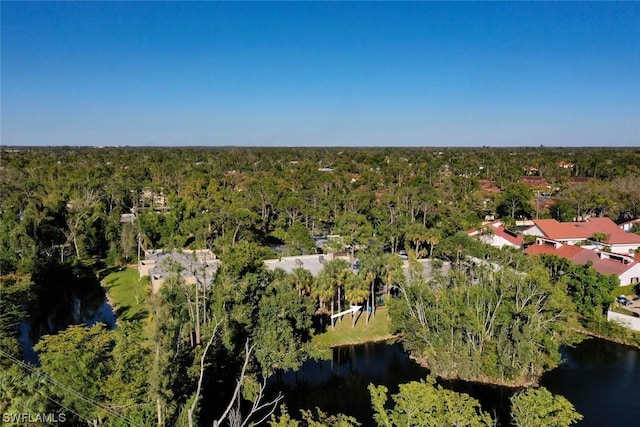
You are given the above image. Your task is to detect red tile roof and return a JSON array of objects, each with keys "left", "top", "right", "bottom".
[
  {"left": 592, "top": 258, "right": 635, "bottom": 276},
  {"left": 520, "top": 176, "right": 551, "bottom": 189},
  {"left": 530, "top": 218, "right": 640, "bottom": 245},
  {"left": 569, "top": 248, "right": 601, "bottom": 265},
  {"left": 566, "top": 177, "right": 594, "bottom": 186},
  {"left": 524, "top": 241, "right": 637, "bottom": 276},
  {"left": 524, "top": 243, "right": 582, "bottom": 259},
  {"left": 468, "top": 221, "right": 523, "bottom": 246},
  {"left": 478, "top": 179, "right": 502, "bottom": 194},
  {"left": 493, "top": 226, "right": 523, "bottom": 246}
]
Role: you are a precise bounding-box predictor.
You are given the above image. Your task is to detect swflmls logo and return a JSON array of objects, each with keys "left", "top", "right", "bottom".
[{"left": 2, "top": 413, "right": 67, "bottom": 423}]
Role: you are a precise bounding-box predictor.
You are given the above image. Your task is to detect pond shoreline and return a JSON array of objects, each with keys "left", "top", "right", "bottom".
[
  {"left": 328, "top": 334, "right": 400, "bottom": 348},
  {"left": 575, "top": 327, "right": 640, "bottom": 350},
  {"left": 407, "top": 352, "right": 538, "bottom": 389}
]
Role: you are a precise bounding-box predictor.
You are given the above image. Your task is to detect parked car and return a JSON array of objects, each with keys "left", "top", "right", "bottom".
[
  {"left": 617, "top": 295, "right": 632, "bottom": 306},
  {"left": 399, "top": 250, "right": 408, "bottom": 260}
]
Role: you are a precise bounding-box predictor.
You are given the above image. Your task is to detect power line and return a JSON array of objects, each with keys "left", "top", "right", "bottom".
[{"left": 0, "top": 350, "right": 145, "bottom": 427}]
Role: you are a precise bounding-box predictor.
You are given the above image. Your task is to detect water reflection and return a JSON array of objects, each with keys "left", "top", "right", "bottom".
[
  {"left": 269, "top": 339, "right": 640, "bottom": 426},
  {"left": 19, "top": 263, "right": 116, "bottom": 364},
  {"left": 269, "top": 342, "right": 430, "bottom": 426},
  {"left": 540, "top": 338, "right": 640, "bottom": 426}
]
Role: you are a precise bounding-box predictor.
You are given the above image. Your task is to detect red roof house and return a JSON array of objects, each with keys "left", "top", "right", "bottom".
[
  {"left": 524, "top": 238, "right": 640, "bottom": 286},
  {"left": 467, "top": 220, "right": 523, "bottom": 249},
  {"left": 523, "top": 218, "right": 640, "bottom": 255}
]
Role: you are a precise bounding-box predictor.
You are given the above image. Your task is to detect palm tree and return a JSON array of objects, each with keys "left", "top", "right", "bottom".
[
  {"left": 290, "top": 267, "right": 313, "bottom": 297},
  {"left": 405, "top": 222, "right": 430, "bottom": 257},
  {"left": 359, "top": 251, "right": 384, "bottom": 323},
  {"left": 344, "top": 273, "right": 369, "bottom": 328},
  {"left": 424, "top": 228, "right": 442, "bottom": 258},
  {"left": 364, "top": 270, "right": 377, "bottom": 324},
  {"left": 382, "top": 253, "right": 405, "bottom": 298},
  {"left": 315, "top": 259, "right": 349, "bottom": 329}
]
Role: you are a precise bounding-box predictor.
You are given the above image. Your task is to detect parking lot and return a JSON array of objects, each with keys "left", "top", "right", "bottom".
[{"left": 615, "top": 294, "right": 640, "bottom": 316}]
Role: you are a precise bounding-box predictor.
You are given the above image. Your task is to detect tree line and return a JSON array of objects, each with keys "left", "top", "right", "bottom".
[{"left": 2, "top": 146, "right": 640, "bottom": 276}]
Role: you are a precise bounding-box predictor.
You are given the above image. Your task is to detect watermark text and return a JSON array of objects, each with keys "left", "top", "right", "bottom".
[{"left": 2, "top": 413, "right": 67, "bottom": 424}]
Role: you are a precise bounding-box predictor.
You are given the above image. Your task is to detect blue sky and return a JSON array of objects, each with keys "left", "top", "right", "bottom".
[{"left": 2, "top": 1, "right": 639, "bottom": 147}]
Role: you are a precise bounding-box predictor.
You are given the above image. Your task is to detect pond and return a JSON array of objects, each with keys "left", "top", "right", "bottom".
[
  {"left": 540, "top": 338, "right": 640, "bottom": 426},
  {"left": 267, "top": 339, "right": 640, "bottom": 426},
  {"left": 19, "top": 264, "right": 116, "bottom": 364}
]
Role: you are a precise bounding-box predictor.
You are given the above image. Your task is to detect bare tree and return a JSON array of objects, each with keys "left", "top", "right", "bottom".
[
  {"left": 188, "top": 318, "right": 222, "bottom": 427},
  {"left": 209, "top": 341, "right": 282, "bottom": 427}
]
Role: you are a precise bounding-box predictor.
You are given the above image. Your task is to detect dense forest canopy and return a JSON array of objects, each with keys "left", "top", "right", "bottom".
[{"left": 2, "top": 146, "right": 640, "bottom": 275}]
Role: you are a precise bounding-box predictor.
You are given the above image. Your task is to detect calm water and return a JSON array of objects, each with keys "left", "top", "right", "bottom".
[
  {"left": 268, "top": 339, "right": 640, "bottom": 426},
  {"left": 540, "top": 338, "right": 640, "bottom": 426},
  {"left": 19, "top": 268, "right": 116, "bottom": 364},
  {"left": 268, "top": 341, "right": 430, "bottom": 425}
]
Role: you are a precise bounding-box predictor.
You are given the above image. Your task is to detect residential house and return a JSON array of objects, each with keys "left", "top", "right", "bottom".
[
  {"left": 524, "top": 238, "right": 640, "bottom": 286},
  {"left": 139, "top": 249, "right": 218, "bottom": 293},
  {"left": 558, "top": 161, "right": 575, "bottom": 169},
  {"left": 467, "top": 220, "right": 523, "bottom": 249},
  {"left": 520, "top": 176, "right": 553, "bottom": 192},
  {"left": 523, "top": 217, "right": 640, "bottom": 255},
  {"left": 619, "top": 218, "right": 640, "bottom": 233}
]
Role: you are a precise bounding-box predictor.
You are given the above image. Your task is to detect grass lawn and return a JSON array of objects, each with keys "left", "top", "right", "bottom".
[
  {"left": 102, "top": 267, "right": 150, "bottom": 322},
  {"left": 311, "top": 306, "right": 394, "bottom": 357}
]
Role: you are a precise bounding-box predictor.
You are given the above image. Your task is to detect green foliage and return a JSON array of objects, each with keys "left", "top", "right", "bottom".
[
  {"left": 433, "top": 232, "right": 486, "bottom": 263},
  {"left": 269, "top": 407, "right": 360, "bottom": 427},
  {"left": 498, "top": 182, "right": 534, "bottom": 220},
  {"left": 253, "top": 275, "right": 315, "bottom": 375},
  {"left": 550, "top": 199, "right": 575, "bottom": 223},
  {"left": 0, "top": 275, "right": 33, "bottom": 367},
  {"left": 334, "top": 212, "right": 374, "bottom": 252},
  {"left": 145, "top": 290, "right": 182, "bottom": 425},
  {"left": 35, "top": 324, "right": 115, "bottom": 423},
  {"left": 582, "top": 316, "right": 640, "bottom": 347},
  {"left": 389, "top": 263, "right": 577, "bottom": 384},
  {"left": 541, "top": 256, "right": 618, "bottom": 316},
  {"left": 218, "top": 241, "right": 274, "bottom": 279},
  {"left": 369, "top": 377, "right": 493, "bottom": 426},
  {"left": 104, "top": 323, "right": 151, "bottom": 408},
  {"left": 269, "top": 409, "right": 300, "bottom": 427},
  {"left": 590, "top": 232, "right": 609, "bottom": 243},
  {"left": 3, "top": 147, "right": 640, "bottom": 426},
  {"left": 0, "top": 365, "right": 54, "bottom": 417},
  {"left": 566, "top": 264, "right": 618, "bottom": 316},
  {"left": 285, "top": 221, "right": 316, "bottom": 255},
  {"left": 510, "top": 387, "right": 582, "bottom": 427}
]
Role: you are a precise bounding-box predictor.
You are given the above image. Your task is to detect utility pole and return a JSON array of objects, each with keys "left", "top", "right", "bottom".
[{"left": 137, "top": 232, "right": 141, "bottom": 274}]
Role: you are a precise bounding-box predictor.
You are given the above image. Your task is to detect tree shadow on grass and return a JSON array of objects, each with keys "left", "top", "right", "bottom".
[
  {"left": 97, "top": 266, "right": 121, "bottom": 280},
  {"left": 313, "top": 314, "right": 331, "bottom": 334},
  {"left": 114, "top": 304, "right": 148, "bottom": 322}
]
